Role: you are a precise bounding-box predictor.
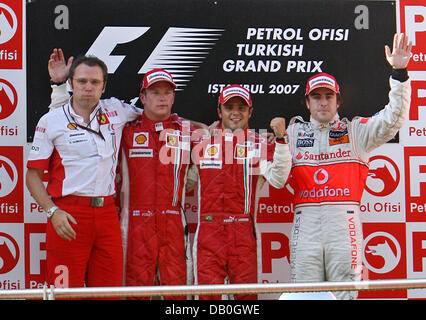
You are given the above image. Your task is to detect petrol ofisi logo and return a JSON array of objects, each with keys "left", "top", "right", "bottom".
[
  {"left": 0, "top": 147, "right": 23, "bottom": 223},
  {"left": 0, "top": 232, "right": 20, "bottom": 274},
  {"left": 0, "top": 1, "right": 22, "bottom": 69}
]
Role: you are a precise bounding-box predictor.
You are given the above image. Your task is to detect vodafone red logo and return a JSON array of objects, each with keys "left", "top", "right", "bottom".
[
  {"left": 0, "top": 3, "right": 18, "bottom": 44},
  {"left": 0, "top": 232, "right": 20, "bottom": 274},
  {"left": 313, "top": 168, "right": 329, "bottom": 185},
  {"left": 0, "top": 78, "right": 18, "bottom": 120},
  {"left": 363, "top": 231, "right": 401, "bottom": 274},
  {"left": 365, "top": 155, "right": 400, "bottom": 197}
]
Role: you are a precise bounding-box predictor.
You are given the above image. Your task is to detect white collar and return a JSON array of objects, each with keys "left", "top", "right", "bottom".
[{"left": 309, "top": 113, "right": 340, "bottom": 129}]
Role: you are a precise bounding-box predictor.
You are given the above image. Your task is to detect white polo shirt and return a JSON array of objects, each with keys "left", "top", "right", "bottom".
[{"left": 27, "top": 97, "right": 142, "bottom": 198}]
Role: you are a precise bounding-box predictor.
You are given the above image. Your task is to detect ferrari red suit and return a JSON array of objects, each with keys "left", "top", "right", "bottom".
[
  {"left": 119, "top": 112, "right": 196, "bottom": 299},
  {"left": 189, "top": 126, "right": 291, "bottom": 299}
]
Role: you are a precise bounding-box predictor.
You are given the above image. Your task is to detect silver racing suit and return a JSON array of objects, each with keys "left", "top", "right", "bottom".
[{"left": 287, "top": 76, "right": 411, "bottom": 299}]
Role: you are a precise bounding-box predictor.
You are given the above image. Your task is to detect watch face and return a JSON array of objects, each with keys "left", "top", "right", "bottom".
[{"left": 47, "top": 206, "right": 57, "bottom": 218}]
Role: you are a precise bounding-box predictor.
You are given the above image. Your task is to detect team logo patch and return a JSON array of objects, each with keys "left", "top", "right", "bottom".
[
  {"left": 97, "top": 113, "right": 109, "bottom": 125},
  {"left": 235, "top": 144, "right": 246, "bottom": 158},
  {"left": 297, "top": 131, "right": 314, "bottom": 138},
  {"left": 234, "top": 141, "right": 261, "bottom": 159},
  {"left": 133, "top": 132, "right": 149, "bottom": 147},
  {"left": 329, "top": 129, "right": 348, "bottom": 139},
  {"left": 67, "top": 123, "right": 77, "bottom": 130},
  {"left": 329, "top": 130, "right": 349, "bottom": 146},
  {"left": 166, "top": 133, "right": 179, "bottom": 148},
  {"left": 204, "top": 144, "right": 220, "bottom": 158},
  {"left": 129, "top": 148, "right": 153, "bottom": 157},
  {"left": 200, "top": 160, "right": 222, "bottom": 169},
  {"left": 297, "top": 139, "right": 314, "bottom": 148}
]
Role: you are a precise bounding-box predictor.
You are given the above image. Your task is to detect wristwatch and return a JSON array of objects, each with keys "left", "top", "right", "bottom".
[
  {"left": 46, "top": 205, "right": 59, "bottom": 219},
  {"left": 276, "top": 134, "right": 289, "bottom": 144},
  {"left": 49, "top": 79, "right": 67, "bottom": 86}
]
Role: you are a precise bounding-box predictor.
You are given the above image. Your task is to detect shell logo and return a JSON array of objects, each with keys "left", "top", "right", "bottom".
[
  {"left": 67, "top": 123, "right": 78, "bottom": 130},
  {"left": 207, "top": 145, "right": 218, "bottom": 156},
  {"left": 135, "top": 134, "right": 148, "bottom": 145}
]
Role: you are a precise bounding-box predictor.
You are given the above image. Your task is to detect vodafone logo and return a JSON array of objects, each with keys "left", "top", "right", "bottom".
[
  {"left": 0, "top": 78, "right": 18, "bottom": 120},
  {"left": 0, "top": 3, "right": 18, "bottom": 44},
  {"left": 0, "top": 155, "right": 18, "bottom": 197},
  {"left": 365, "top": 156, "right": 400, "bottom": 197},
  {"left": 313, "top": 168, "right": 329, "bottom": 185},
  {"left": 0, "top": 232, "right": 19, "bottom": 274},
  {"left": 363, "top": 232, "right": 401, "bottom": 274}
]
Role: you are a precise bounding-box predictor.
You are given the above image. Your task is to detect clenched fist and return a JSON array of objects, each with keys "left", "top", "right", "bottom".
[{"left": 270, "top": 117, "right": 286, "bottom": 138}]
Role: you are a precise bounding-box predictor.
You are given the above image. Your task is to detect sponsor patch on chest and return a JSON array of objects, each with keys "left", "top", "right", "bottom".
[
  {"left": 329, "top": 129, "right": 349, "bottom": 145},
  {"left": 133, "top": 132, "right": 149, "bottom": 147}
]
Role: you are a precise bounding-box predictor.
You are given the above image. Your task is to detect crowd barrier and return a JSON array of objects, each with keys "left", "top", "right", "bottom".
[{"left": 1, "top": 279, "right": 426, "bottom": 300}]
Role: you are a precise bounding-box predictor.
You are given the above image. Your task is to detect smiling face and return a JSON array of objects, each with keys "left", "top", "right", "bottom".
[
  {"left": 217, "top": 96, "right": 253, "bottom": 131},
  {"left": 140, "top": 81, "right": 175, "bottom": 121},
  {"left": 306, "top": 87, "right": 340, "bottom": 124}
]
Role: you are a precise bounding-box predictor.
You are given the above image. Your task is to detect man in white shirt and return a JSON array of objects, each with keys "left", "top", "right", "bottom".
[{"left": 26, "top": 51, "right": 142, "bottom": 289}]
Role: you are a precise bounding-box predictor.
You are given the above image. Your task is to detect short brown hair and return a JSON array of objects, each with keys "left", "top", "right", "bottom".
[{"left": 68, "top": 55, "right": 108, "bottom": 82}]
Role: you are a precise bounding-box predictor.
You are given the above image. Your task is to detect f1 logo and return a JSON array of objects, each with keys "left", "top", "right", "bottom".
[
  {"left": 86, "top": 27, "right": 150, "bottom": 74},
  {"left": 86, "top": 26, "right": 224, "bottom": 90}
]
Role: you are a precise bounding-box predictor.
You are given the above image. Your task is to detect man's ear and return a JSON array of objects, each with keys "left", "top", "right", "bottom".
[
  {"left": 139, "top": 92, "right": 146, "bottom": 105},
  {"left": 217, "top": 107, "right": 222, "bottom": 119},
  {"left": 248, "top": 107, "right": 253, "bottom": 118}
]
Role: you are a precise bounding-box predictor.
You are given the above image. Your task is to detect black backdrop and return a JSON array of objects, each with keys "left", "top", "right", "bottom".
[{"left": 27, "top": 0, "right": 396, "bottom": 141}]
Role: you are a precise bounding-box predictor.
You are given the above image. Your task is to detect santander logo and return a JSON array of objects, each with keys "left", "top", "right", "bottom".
[{"left": 296, "top": 148, "right": 351, "bottom": 161}]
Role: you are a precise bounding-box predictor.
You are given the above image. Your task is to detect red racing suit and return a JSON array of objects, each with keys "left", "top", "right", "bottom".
[
  {"left": 287, "top": 77, "right": 411, "bottom": 299},
  {"left": 188, "top": 126, "right": 291, "bottom": 299},
  {"left": 119, "top": 112, "right": 196, "bottom": 299}
]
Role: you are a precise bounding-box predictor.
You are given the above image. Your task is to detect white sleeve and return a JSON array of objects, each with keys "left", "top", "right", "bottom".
[
  {"left": 259, "top": 142, "right": 292, "bottom": 189},
  {"left": 118, "top": 100, "right": 143, "bottom": 122},
  {"left": 353, "top": 77, "right": 411, "bottom": 157},
  {"left": 27, "top": 114, "right": 54, "bottom": 163}
]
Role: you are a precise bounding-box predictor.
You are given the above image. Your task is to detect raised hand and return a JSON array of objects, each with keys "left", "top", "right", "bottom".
[
  {"left": 385, "top": 33, "right": 412, "bottom": 69},
  {"left": 48, "top": 48, "right": 74, "bottom": 82},
  {"left": 270, "top": 117, "right": 286, "bottom": 138}
]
